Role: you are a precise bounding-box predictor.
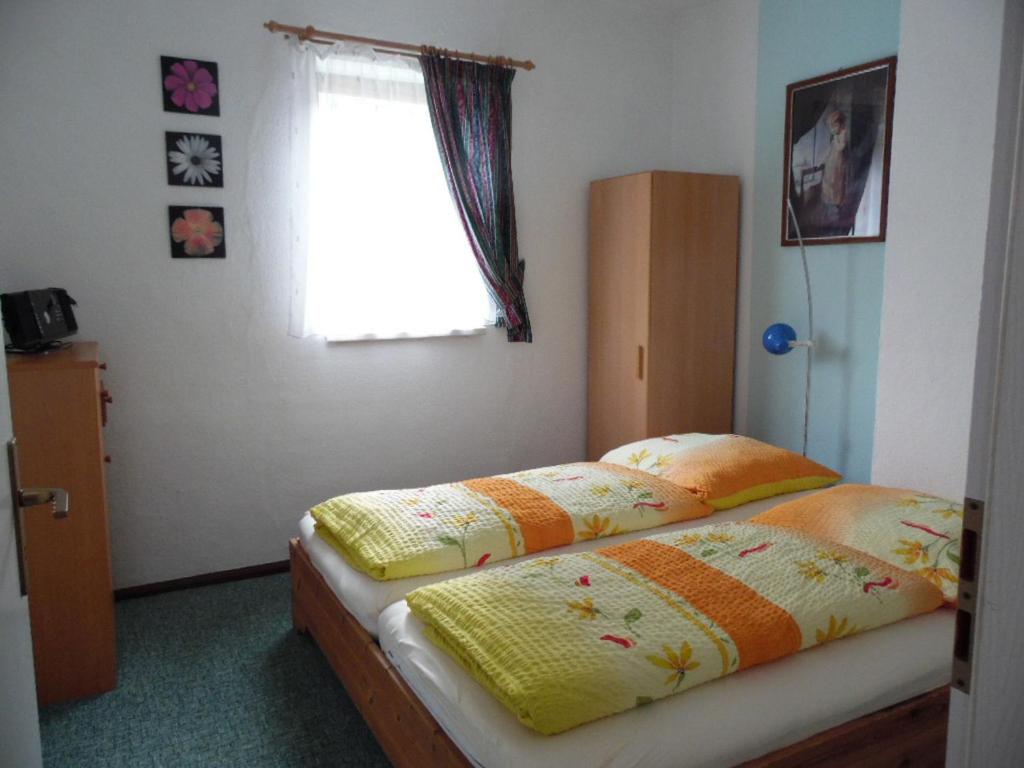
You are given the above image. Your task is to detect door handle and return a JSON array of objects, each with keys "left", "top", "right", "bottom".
[
  {"left": 637, "top": 345, "right": 645, "bottom": 381},
  {"left": 19, "top": 488, "right": 69, "bottom": 518},
  {"left": 7, "top": 439, "right": 69, "bottom": 596}
]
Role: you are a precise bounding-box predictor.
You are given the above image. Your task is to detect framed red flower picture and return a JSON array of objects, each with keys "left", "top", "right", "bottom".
[
  {"left": 168, "top": 206, "right": 226, "bottom": 258},
  {"left": 161, "top": 56, "right": 219, "bottom": 116}
]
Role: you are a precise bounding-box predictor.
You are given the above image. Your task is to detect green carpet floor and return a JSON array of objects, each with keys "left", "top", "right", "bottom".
[{"left": 39, "top": 573, "right": 389, "bottom": 767}]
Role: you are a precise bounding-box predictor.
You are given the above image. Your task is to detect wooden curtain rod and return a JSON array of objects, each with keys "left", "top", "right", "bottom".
[{"left": 263, "top": 20, "right": 536, "bottom": 71}]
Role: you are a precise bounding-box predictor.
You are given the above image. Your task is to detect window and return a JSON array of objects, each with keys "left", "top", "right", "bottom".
[{"left": 304, "top": 50, "right": 493, "bottom": 341}]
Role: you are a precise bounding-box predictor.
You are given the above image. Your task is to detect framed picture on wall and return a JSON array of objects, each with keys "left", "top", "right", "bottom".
[
  {"left": 168, "top": 206, "right": 226, "bottom": 258},
  {"left": 782, "top": 56, "right": 896, "bottom": 246},
  {"left": 161, "top": 56, "right": 220, "bottom": 116},
  {"left": 165, "top": 132, "right": 223, "bottom": 187}
]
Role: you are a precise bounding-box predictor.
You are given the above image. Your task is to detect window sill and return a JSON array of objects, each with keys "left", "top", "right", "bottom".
[{"left": 324, "top": 327, "right": 490, "bottom": 344}]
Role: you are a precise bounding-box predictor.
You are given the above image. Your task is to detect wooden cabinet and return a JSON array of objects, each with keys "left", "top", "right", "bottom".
[
  {"left": 7, "top": 342, "right": 116, "bottom": 704},
  {"left": 587, "top": 171, "right": 739, "bottom": 460}
]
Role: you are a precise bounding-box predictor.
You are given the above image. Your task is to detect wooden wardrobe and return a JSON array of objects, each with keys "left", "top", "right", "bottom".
[{"left": 587, "top": 171, "right": 739, "bottom": 460}]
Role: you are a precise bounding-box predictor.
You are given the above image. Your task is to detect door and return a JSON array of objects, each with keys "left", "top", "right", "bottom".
[
  {"left": 587, "top": 173, "right": 651, "bottom": 459},
  {"left": 647, "top": 172, "right": 739, "bottom": 438},
  {"left": 948, "top": 144, "right": 1024, "bottom": 764},
  {"left": 0, "top": 354, "right": 44, "bottom": 767},
  {"left": 946, "top": 1, "right": 1024, "bottom": 762}
]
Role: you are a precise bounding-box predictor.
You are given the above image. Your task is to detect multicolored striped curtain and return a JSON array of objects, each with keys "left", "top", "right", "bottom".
[{"left": 419, "top": 52, "right": 532, "bottom": 342}]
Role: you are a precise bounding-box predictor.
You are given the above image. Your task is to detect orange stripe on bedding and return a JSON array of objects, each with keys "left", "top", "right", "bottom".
[
  {"left": 599, "top": 539, "right": 802, "bottom": 669},
  {"left": 461, "top": 477, "right": 575, "bottom": 553}
]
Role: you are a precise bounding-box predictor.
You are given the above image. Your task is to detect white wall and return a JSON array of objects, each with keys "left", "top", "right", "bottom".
[
  {"left": 0, "top": 0, "right": 677, "bottom": 587},
  {"left": 670, "top": 0, "right": 760, "bottom": 432},
  {"left": 871, "top": 0, "right": 1008, "bottom": 499}
]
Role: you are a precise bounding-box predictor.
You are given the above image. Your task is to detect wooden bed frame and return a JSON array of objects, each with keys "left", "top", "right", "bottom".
[{"left": 290, "top": 538, "right": 950, "bottom": 767}]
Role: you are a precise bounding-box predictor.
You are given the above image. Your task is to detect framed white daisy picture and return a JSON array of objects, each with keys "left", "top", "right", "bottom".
[{"left": 166, "top": 132, "right": 223, "bottom": 187}]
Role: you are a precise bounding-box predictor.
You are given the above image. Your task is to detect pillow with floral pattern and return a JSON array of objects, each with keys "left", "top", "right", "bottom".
[
  {"left": 750, "top": 484, "right": 963, "bottom": 602},
  {"left": 600, "top": 433, "right": 841, "bottom": 510}
]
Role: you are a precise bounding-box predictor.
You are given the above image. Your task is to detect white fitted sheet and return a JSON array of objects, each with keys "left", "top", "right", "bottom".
[
  {"left": 379, "top": 602, "right": 954, "bottom": 768},
  {"left": 298, "top": 490, "right": 819, "bottom": 636}
]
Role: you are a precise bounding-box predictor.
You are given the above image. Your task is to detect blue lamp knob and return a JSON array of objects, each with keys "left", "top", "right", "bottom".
[{"left": 763, "top": 323, "right": 796, "bottom": 355}]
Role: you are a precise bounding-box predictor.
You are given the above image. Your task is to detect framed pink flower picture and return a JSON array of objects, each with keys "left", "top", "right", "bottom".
[
  {"left": 161, "top": 56, "right": 219, "bottom": 116},
  {"left": 168, "top": 206, "right": 226, "bottom": 259}
]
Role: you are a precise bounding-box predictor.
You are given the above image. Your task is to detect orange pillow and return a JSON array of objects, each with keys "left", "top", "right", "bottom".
[
  {"left": 600, "top": 434, "right": 841, "bottom": 510},
  {"left": 750, "top": 484, "right": 963, "bottom": 602}
]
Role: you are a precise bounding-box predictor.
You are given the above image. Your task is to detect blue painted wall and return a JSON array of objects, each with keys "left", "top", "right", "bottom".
[{"left": 746, "top": 0, "right": 901, "bottom": 481}]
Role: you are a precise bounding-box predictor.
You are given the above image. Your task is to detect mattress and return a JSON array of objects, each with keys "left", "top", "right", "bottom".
[
  {"left": 379, "top": 602, "right": 954, "bottom": 768},
  {"left": 298, "top": 490, "right": 818, "bottom": 636}
]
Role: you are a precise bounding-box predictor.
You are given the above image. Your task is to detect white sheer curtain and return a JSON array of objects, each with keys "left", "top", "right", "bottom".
[{"left": 287, "top": 41, "right": 493, "bottom": 341}]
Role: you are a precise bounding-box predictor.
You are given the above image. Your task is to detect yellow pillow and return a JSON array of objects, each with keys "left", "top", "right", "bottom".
[
  {"left": 600, "top": 434, "right": 841, "bottom": 510},
  {"left": 751, "top": 484, "right": 963, "bottom": 602}
]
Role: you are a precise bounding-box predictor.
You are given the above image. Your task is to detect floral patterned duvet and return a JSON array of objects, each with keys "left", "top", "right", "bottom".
[
  {"left": 311, "top": 462, "right": 710, "bottom": 580},
  {"left": 406, "top": 520, "right": 945, "bottom": 735}
]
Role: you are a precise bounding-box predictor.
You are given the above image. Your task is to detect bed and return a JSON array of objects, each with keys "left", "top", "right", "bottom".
[
  {"left": 290, "top": 538, "right": 951, "bottom": 767},
  {"left": 291, "top": 438, "right": 955, "bottom": 766},
  {"left": 380, "top": 602, "right": 953, "bottom": 767}
]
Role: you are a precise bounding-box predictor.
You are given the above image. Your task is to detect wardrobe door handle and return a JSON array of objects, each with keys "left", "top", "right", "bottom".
[{"left": 637, "top": 345, "right": 645, "bottom": 380}]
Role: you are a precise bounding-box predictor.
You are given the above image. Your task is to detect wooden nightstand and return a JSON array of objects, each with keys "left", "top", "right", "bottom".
[{"left": 6, "top": 342, "right": 117, "bottom": 704}]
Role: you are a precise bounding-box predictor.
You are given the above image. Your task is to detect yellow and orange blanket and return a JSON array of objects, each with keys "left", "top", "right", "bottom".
[
  {"left": 406, "top": 520, "right": 945, "bottom": 735},
  {"left": 312, "top": 462, "right": 710, "bottom": 580}
]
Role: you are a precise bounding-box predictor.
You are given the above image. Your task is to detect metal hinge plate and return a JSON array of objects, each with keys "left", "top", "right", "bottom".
[{"left": 951, "top": 497, "right": 984, "bottom": 694}]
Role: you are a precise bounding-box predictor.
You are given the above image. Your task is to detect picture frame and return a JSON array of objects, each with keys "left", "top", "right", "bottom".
[
  {"left": 782, "top": 56, "right": 896, "bottom": 246},
  {"left": 161, "top": 56, "right": 220, "bottom": 116},
  {"left": 165, "top": 132, "right": 223, "bottom": 187},
  {"left": 168, "top": 206, "right": 226, "bottom": 259}
]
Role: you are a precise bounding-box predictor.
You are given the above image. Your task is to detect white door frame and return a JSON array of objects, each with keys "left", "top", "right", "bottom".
[{"left": 947, "top": 0, "right": 1024, "bottom": 763}]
